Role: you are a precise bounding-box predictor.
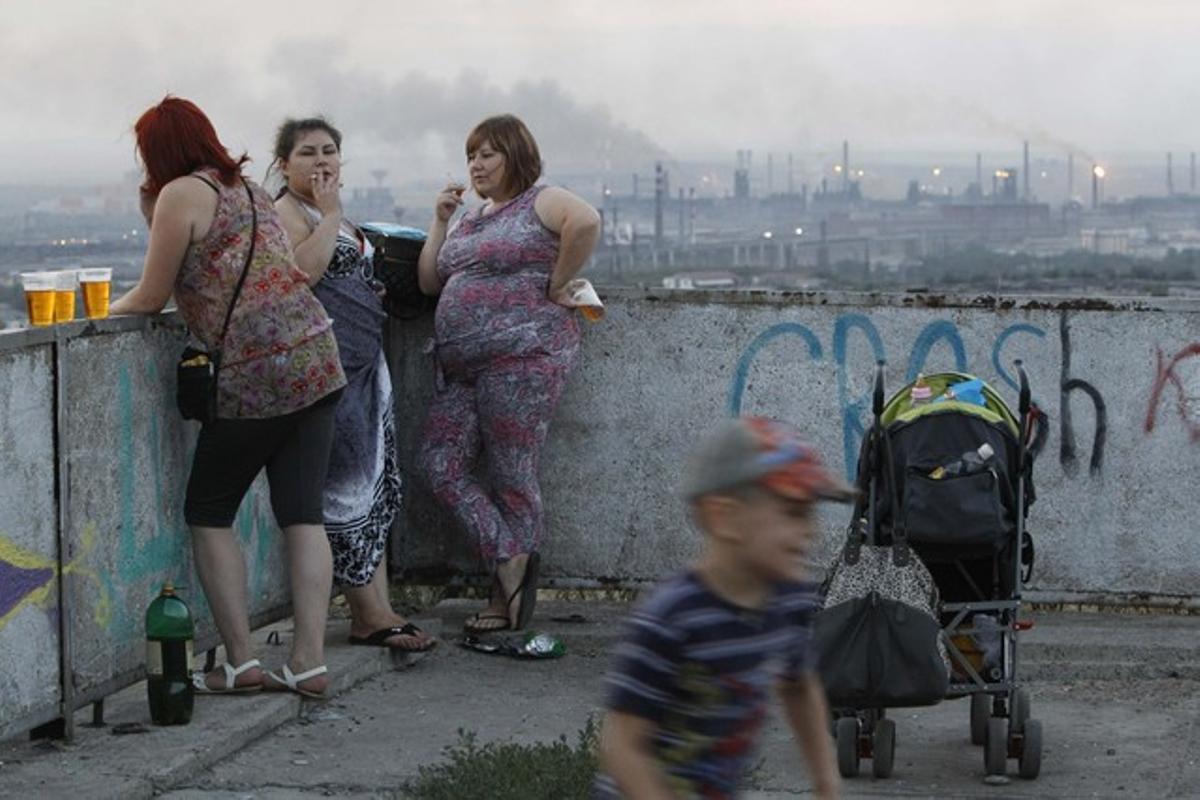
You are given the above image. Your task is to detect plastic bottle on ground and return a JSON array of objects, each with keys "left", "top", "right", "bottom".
[{"left": 145, "top": 582, "right": 194, "bottom": 726}]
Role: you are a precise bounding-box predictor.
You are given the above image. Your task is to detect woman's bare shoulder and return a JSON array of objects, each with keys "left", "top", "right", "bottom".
[
  {"left": 160, "top": 174, "right": 220, "bottom": 203},
  {"left": 274, "top": 193, "right": 312, "bottom": 244}
]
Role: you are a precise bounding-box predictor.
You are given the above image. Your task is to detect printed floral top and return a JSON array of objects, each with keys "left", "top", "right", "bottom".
[
  {"left": 433, "top": 184, "right": 580, "bottom": 382},
  {"left": 174, "top": 169, "right": 346, "bottom": 418}
]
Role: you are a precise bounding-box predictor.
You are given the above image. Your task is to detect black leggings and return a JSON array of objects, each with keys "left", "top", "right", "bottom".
[{"left": 184, "top": 389, "right": 342, "bottom": 528}]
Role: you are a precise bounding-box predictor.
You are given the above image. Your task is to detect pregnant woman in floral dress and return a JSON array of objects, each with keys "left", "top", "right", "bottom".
[{"left": 416, "top": 114, "right": 600, "bottom": 633}]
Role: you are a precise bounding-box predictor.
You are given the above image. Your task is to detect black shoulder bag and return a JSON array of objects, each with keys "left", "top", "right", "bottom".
[
  {"left": 176, "top": 179, "right": 258, "bottom": 424},
  {"left": 358, "top": 223, "right": 437, "bottom": 320}
]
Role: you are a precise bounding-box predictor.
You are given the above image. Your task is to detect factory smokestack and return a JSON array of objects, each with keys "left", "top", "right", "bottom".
[
  {"left": 1167, "top": 152, "right": 1175, "bottom": 196},
  {"left": 653, "top": 161, "right": 663, "bottom": 248},
  {"left": 842, "top": 140, "right": 849, "bottom": 195},
  {"left": 1023, "top": 141, "right": 1030, "bottom": 201},
  {"left": 1192, "top": 152, "right": 1197, "bottom": 194},
  {"left": 1067, "top": 153, "right": 1074, "bottom": 202},
  {"left": 975, "top": 152, "right": 982, "bottom": 192}
]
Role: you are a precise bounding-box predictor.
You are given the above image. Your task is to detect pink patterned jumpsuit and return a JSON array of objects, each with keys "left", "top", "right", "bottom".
[{"left": 417, "top": 185, "right": 581, "bottom": 564}]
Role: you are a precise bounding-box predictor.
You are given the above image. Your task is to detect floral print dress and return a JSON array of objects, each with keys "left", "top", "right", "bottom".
[
  {"left": 174, "top": 169, "right": 344, "bottom": 418},
  {"left": 417, "top": 185, "right": 580, "bottom": 563}
]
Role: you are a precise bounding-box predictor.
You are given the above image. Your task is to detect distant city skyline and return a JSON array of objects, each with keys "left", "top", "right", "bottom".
[{"left": 2, "top": 0, "right": 1199, "bottom": 185}]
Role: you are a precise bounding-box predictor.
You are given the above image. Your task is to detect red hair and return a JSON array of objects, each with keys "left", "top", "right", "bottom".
[{"left": 134, "top": 96, "right": 249, "bottom": 195}]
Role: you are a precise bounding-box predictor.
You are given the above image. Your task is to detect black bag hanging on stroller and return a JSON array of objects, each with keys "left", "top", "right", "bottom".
[{"left": 814, "top": 517, "right": 949, "bottom": 709}]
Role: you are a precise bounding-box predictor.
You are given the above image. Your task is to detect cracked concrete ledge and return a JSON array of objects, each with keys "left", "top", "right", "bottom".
[{"left": 0, "top": 615, "right": 438, "bottom": 800}]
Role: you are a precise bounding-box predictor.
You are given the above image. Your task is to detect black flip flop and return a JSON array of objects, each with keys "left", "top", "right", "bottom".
[
  {"left": 509, "top": 552, "right": 541, "bottom": 631},
  {"left": 348, "top": 623, "right": 436, "bottom": 652}
]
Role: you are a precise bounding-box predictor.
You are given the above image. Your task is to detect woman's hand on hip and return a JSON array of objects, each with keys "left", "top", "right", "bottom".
[
  {"left": 548, "top": 283, "right": 580, "bottom": 308},
  {"left": 434, "top": 182, "right": 466, "bottom": 223}
]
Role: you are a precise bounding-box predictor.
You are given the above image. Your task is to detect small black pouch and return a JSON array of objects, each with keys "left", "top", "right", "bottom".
[{"left": 176, "top": 346, "right": 218, "bottom": 423}]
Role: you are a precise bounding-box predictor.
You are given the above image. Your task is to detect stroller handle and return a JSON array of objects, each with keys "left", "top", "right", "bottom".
[
  {"left": 1015, "top": 359, "right": 1031, "bottom": 416},
  {"left": 873, "top": 360, "right": 886, "bottom": 417}
]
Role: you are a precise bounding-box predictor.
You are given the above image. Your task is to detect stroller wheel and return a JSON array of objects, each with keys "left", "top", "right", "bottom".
[
  {"left": 836, "top": 716, "right": 860, "bottom": 778},
  {"left": 984, "top": 717, "right": 1008, "bottom": 776},
  {"left": 970, "top": 693, "right": 990, "bottom": 745},
  {"left": 1018, "top": 719, "right": 1043, "bottom": 779},
  {"left": 872, "top": 718, "right": 896, "bottom": 778},
  {"left": 1009, "top": 688, "right": 1031, "bottom": 735}
]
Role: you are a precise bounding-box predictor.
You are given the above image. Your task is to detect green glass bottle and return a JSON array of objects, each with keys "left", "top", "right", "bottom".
[{"left": 145, "top": 582, "right": 194, "bottom": 725}]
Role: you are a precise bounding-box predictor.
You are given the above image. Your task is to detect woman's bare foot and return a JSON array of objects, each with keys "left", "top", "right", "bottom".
[
  {"left": 345, "top": 569, "right": 437, "bottom": 650},
  {"left": 463, "top": 571, "right": 510, "bottom": 633},
  {"left": 462, "top": 554, "right": 535, "bottom": 633},
  {"left": 263, "top": 661, "right": 329, "bottom": 698},
  {"left": 349, "top": 615, "right": 437, "bottom": 651},
  {"left": 200, "top": 661, "right": 263, "bottom": 692}
]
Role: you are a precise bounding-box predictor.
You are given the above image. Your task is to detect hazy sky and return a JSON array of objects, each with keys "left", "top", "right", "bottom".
[{"left": 2, "top": 0, "right": 1199, "bottom": 185}]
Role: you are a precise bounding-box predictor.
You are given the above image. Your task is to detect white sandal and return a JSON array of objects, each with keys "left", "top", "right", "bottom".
[
  {"left": 264, "top": 663, "right": 328, "bottom": 700},
  {"left": 192, "top": 658, "right": 263, "bottom": 694}
]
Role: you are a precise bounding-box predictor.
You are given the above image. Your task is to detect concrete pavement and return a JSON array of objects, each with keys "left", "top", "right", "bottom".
[{"left": 2, "top": 601, "right": 1199, "bottom": 799}]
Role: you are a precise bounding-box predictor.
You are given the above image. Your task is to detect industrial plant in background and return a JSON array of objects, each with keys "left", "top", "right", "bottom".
[{"left": 588, "top": 139, "right": 1200, "bottom": 299}]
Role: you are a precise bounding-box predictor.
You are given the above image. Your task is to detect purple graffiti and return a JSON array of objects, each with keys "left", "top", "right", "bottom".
[{"left": 0, "top": 559, "right": 54, "bottom": 620}]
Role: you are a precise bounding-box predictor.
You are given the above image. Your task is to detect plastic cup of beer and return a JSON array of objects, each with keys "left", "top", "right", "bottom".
[
  {"left": 567, "top": 278, "right": 604, "bottom": 322},
  {"left": 53, "top": 270, "right": 78, "bottom": 323},
  {"left": 19, "top": 272, "right": 57, "bottom": 327},
  {"left": 78, "top": 268, "right": 112, "bottom": 320}
]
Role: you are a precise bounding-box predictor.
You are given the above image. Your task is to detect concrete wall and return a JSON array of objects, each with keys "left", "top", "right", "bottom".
[
  {"left": 7, "top": 290, "right": 1197, "bottom": 739},
  {"left": 0, "top": 316, "right": 288, "bottom": 740},
  {"left": 390, "top": 289, "right": 1200, "bottom": 603},
  {"left": 0, "top": 342, "right": 59, "bottom": 740}
]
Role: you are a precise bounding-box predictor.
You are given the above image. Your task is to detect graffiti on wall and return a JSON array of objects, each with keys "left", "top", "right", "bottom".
[
  {"left": 93, "top": 362, "right": 276, "bottom": 638},
  {"left": 729, "top": 310, "right": 1108, "bottom": 478},
  {"left": 1144, "top": 343, "right": 1200, "bottom": 442},
  {"left": 0, "top": 523, "right": 111, "bottom": 632},
  {"left": 1057, "top": 313, "right": 1108, "bottom": 476},
  {"left": 96, "top": 360, "right": 277, "bottom": 640}
]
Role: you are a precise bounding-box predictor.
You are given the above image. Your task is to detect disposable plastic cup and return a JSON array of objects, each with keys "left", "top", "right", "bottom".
[
  {"left": 78, "top": 268, "right": 112, "bottom": 320},
  {"left": 53, "top": 270, "right": 77, "bottom": 322},
  {"left": 20, "top": 272, "right": 57, "bottom": 327},
  {"left": 567, "top": 278, "right": 604, "bottom": 322}
]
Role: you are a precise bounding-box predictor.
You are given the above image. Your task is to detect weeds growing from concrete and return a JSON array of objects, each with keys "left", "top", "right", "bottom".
[{"left": 403, "top": 718, "right": 600, "bottom": 799}]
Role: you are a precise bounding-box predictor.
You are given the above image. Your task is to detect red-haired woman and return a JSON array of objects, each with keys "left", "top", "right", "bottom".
[
  {"left": 416, "top": 114, "right": 600, "bottom": 633},
  {"left": 112, "top": 97, "right": 345, "bottom": 699}
]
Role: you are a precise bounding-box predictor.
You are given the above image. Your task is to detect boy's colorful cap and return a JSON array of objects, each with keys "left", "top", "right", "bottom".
[{"left": 682, "top": 416, "right": 858, "bottom": 503}]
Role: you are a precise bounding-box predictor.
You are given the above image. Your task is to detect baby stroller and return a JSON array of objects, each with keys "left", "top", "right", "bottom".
[{"left": 820, "top": 361, "right": 1042, "bottom": 780}]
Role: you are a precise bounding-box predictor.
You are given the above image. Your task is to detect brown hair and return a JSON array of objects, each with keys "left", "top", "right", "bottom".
[
  {"left": 465, "top": 114, "right": 542, "bottom": 198},
  {"left": 267, "top": 116, "right": 343, "bottom": 198}
]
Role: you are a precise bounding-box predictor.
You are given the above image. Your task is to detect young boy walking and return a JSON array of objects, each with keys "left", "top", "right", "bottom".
[{"left": 596, "top": 416, "right": 851, "bottom": 799}]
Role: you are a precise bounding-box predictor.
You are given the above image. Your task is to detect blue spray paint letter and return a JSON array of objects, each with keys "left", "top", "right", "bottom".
[
  {"left": 992, "top": 323, "right": 1046, "bottom": 393},
  {"left": 728, "top": 323, "right": 823, "bottom": 415},
  {"left": 905, "top": 320, "right": 967, "bottom": 382}
]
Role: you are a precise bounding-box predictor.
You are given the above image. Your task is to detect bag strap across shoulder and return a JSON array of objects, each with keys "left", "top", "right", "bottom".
[{"left": 213, "top": 179, "right": 258, "bottom": 364}]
